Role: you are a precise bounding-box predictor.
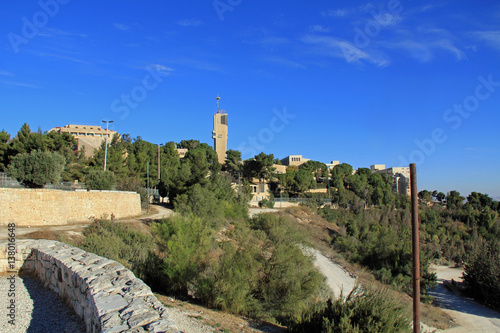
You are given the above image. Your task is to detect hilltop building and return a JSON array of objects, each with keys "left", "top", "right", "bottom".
[
  {"left": 49, "top": 124, "right": 118, "bottom": 158},
  {"left": 370, "top": 164, "right": 410, "bottom": 195},
  {"left": 280, "top": 155, "right": 310, "bottom": 167},
  {"left": 326, "top": 160, "right": 340, "bottom": 170},
  {"left": 175, "top": 148, "right": 188, "bottom": 158},
  {"left": 212, "top": 95, "right": 228, "bottom": 165}
]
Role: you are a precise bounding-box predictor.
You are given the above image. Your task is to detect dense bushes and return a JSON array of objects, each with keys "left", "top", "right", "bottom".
[
  {"left": 150, "top": 213, "right": 324, "bottom": 320},
  {"left": 319, "top": 207, "right": 437, "bottom": 296},
  {"left": 6, "top": 150, "right": 65, "bottom": 188},
  {"left": 77, "top": 219, "right": 158, "bottom": 282},
  {"left": 289, "top": 287, "right": 411, "bottom": 333},
  {"left": 463, "top": 237, "right": 500, "bottom": 309},
  {"left": 77, "top": 194, "right": 324, "bottom": 323},
  {"left": 85, "top": 169, "right": 116, "bottom": 190}
]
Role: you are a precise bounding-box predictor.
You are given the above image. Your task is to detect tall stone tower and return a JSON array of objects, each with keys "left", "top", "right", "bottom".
[{"left": 212, "top": 95, "right": 228, "bottom": 165}]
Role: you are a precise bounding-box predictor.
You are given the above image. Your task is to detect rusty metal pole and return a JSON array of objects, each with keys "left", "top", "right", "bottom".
[{"left": 410, "top": 163, "right": 420, "bottom": 333}]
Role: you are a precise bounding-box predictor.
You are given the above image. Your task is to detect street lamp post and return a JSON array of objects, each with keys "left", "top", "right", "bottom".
[
  {"left": 158, "top": 143, "right": 163, "bottom": 203},
  {"left": 102, "top": 120, "right": 114, "bottom": 171}
]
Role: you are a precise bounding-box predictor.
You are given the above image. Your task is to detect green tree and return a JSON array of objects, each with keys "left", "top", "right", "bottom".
[
  {"left": 85, "top": 169, "right": 116, "bottom": 190},
  {"left": 446, "top": 190, "right": 464, "bottom": 210},
  {"left": 331, "top": 163, "right": 353, "bottom": 191},
  {"left": 225, "top": 149, "right": 243, "bottom": 178},
  {"left": 243, "top": 152, "right": 276, "bottom": 183},
  {"left": 6, "top": 150, "right": 65, "bottom": 188},
  {"left": 291, "top": 169, "right": 316, "bottom": 194},
  {"left": 463, "top": 237, "right": 500, "bottom": 308},
  {"left": 300, "top": 160, "right": 328, "bottom": 178},
  {"left": 0, "top": 130, "right": 10, "bottom": 171},
  {"left": 179, "top": 139, "right": 200, "bottom": 150}
]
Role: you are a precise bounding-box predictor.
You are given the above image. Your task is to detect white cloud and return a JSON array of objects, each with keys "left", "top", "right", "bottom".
[
  {"left": 372, "top": 13, "right": 402, "bottom": 27},
  {"left": 37, "top": 27, "right": 87, "bottom": 39},
  {"left": 382, "top": 40, "right": 433, "bottom": 62},
  {"left": 177, "top": 19, "right": 203, "bottom": 27},
  {"left": 322, "top": 9, "right": 349, "bottom": 18},
  {"left": 310, "top": 25, "right": 330, "bottom": 33},
  {"left": 264, "top": 56, "right": 306, "bottom": 69},
  {"left": 433, "top": 39, "right": 467, "bottom": 60},
  {"left": 148, "top": 64, "right": 174, "bottom": 73},
  {"left": 113, "top": 23, "right": 129, "bottom": 31},
  {"left": 0, "top": 80, "right": 38, "bottom": 89},
  {"left": 302, "top": 35, "right": 388, "bottom": 67},
  {"left": 0, "top": 71, "right": 14, "bottom": 77},
  {"left": 471, "top": 31, "right": 500, "bottom": 51}
]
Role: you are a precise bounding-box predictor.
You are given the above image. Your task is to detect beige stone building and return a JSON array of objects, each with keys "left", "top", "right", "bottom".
[
  {"left": 280, "top": 155, "right": 310, "bottom": 167},
  {"left": 273, "top": 164, "right": 287, "bottom": 174},
  {"left": 326, "top": 160, "right": 340, "bottom": 170},
  {"left": 370, "top": 164, "right": 410, "bottom": 195},
  {"left": 175, "top": 148, "right": 188, "bottom": 158},
  {"left": 49, "top": 124, "right": 118, "bottom": 158},
  {"left": 212, "top": 96, "right": 228, "bottom": 165}
]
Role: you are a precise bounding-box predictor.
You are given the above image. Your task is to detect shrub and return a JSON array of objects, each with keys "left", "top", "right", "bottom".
[
  {"left": 77, "top": 219, "right": 161, "bottom": 286},
  {"left": 289, "top": 286, "right": 411, "bottom": 333},
  {"left": 463, "top": 237, "right": 500, "bottom": 309},
  {"left": 259, "top": 197, "right": 275, "bottom": 208},
  {"left": 85, "top": 168, "right": 116, "bottom": 190},
  {"left": 6, "top": 150, "right": 65, "bottom": 188},
  {"left": 117, "top": 176, "right": 148, "bottom": 208}
]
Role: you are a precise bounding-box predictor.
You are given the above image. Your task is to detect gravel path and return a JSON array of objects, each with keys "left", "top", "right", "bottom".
[{"left": 0, "top": 274, "right": 85, "bottom": 333}]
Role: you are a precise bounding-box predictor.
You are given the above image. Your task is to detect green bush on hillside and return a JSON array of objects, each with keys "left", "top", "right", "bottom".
[
  {"left": 7, "top": 150, "right": 65, "bottom": 188},
  {"left": 289, "top": 286, "right": 411, "bottom": 333}
]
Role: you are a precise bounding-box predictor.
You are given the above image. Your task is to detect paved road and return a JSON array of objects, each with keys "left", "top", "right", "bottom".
[{"left": 430, "top": 265, "right": 500, "bottom": 332}]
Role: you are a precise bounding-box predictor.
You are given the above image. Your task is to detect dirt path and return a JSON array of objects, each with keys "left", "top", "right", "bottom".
[
  {"left": 429, "top": 265, "right": 500, "bottom": 332},
  {"left": 302, "top": 247, "right": 356, "bottom": 298}
]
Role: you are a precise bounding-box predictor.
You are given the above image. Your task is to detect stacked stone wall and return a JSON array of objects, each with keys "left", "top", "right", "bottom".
[
  {"left": 0, "top": 239, "right": 178, "bottom": 333},
  {"left": 0, "top": 188, "right": 141, "bottom": 226}
]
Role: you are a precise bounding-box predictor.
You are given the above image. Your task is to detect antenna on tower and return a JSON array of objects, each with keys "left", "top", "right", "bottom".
[{"left": 216, "top": 94, "right": 220, "bottom": 113}]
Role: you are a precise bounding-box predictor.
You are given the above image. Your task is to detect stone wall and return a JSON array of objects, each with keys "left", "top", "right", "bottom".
[
  {"left": 0, "top": 239, "right": 178, "bottom": 333},
  {"left": 0, "top": 188, "right": 141, "bottom": 226}
]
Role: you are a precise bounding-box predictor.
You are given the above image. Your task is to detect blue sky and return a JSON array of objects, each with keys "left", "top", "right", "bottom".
[{"left": 1, "top": 1, "right": 500, "bottom": 198}]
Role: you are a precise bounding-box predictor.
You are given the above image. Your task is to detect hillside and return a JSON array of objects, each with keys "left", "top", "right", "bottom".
[{"left": 8, "top": 204, "right": 458, "bottom": 332}]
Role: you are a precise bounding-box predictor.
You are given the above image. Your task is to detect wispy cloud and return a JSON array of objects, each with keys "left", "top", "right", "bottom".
[
  {"left": 433, "top": 39, "right": 467, "bottom": 60},
  {"left": 113, "top": 23, "right": 129, "bottom": 31},
  {"left": 0, "top": 80, "right": 38, "bottom": 89},
  {"left": 465, "top": 147, "right": 500, "bottom": 153},
  {"left": 34, "top": 52, "right": 91, "bottom": 64},
  {"left": 0, "top": 71, "right": 14, "bottom": 77},
  {"left": 382, "top": 40, "right": 433, "bottom": 62},
  {"left": 147, "top": 64, "right": 174, "bottom": 73},
  {"left": 177, "top": 19, "right": 203, "bottom": 27},
  {"left": 302, "top": 35, "right": 388, "bottom": 67},
  {"left": 471, "top": 30, "right": 500, "bottom": 51},
  {"left": 322, "top": 9, "right": 349, "bottom": 18},
  {"left": 378, "top": 26, "right": 466, "bottom": 62},
  {"left": 264, "top": 56, "right": 306, "bottom": 69},
  {"left": 310, "top": 25, "right": 330, "bottom": 33},
  {"left": 37, "top": 27, "right": 87, "bottom": 39},
  {"left": 372, "top": 12, "right": 403, "bottom": 27}
]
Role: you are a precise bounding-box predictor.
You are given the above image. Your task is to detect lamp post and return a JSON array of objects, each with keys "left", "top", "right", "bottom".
[
  {"left": 158, "top": 143, "right": 163, "bottom": 184},
  {"left": 102, "top": 120, "right": 113, "bottom": 171},
  {"left": 158, "top": 143, "right": 163, "bottom": 202}
]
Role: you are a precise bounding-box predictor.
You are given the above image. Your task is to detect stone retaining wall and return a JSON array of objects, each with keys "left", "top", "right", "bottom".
[
  {"left": 0, "top": 239, "right": 178, "bottom": 333},
  {"left": 0, "top": 188, "right": 142, "bottom": 226}
]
